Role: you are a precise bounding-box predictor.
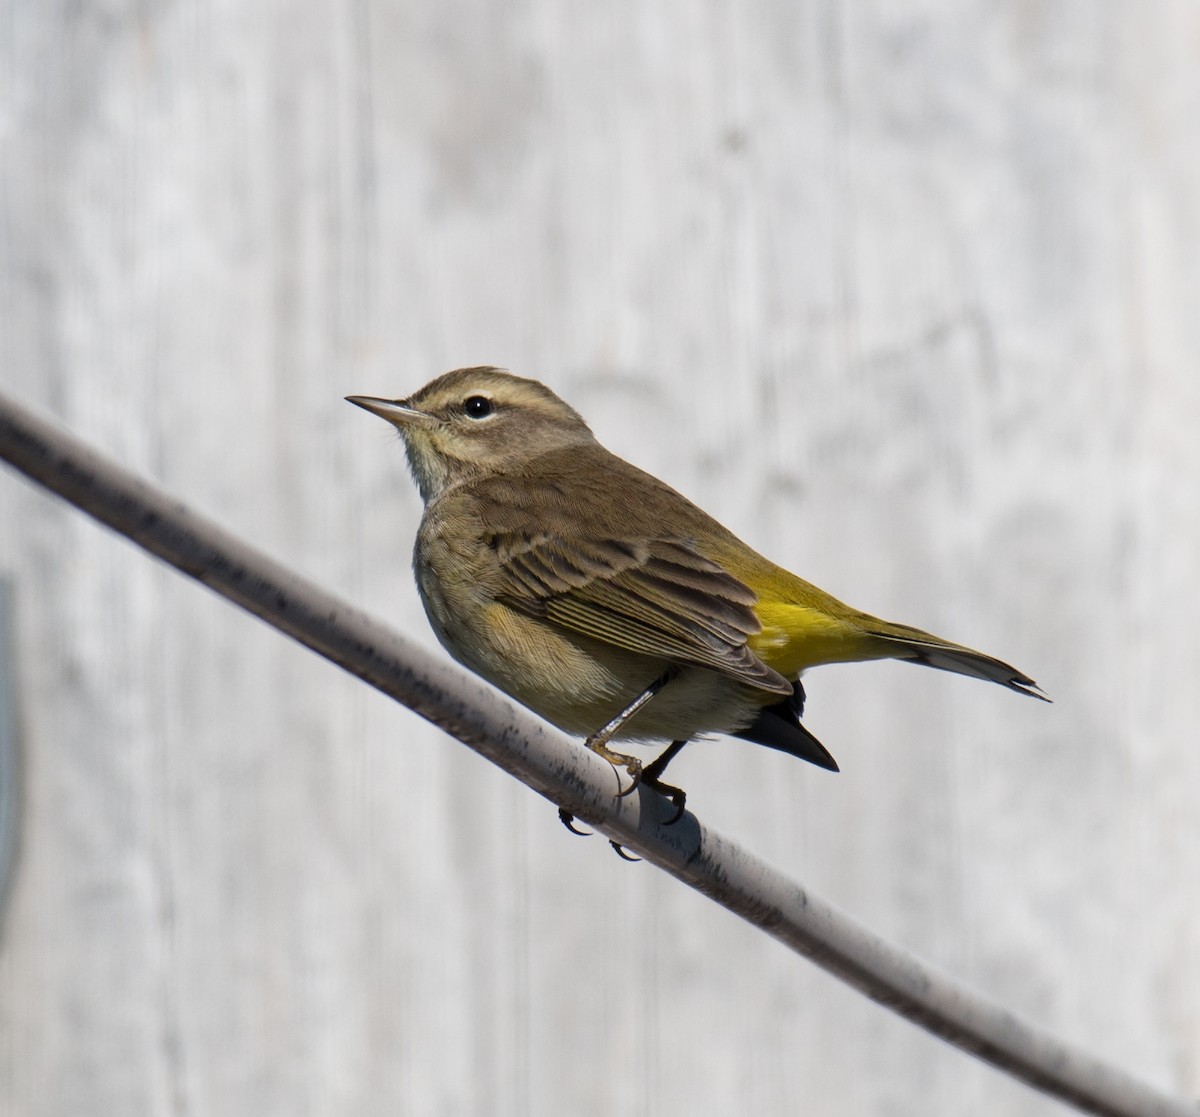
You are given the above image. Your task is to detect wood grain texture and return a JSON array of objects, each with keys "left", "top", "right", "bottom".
[{"left": 1, "top": 2, "right": 1198, "bottom": 1114}]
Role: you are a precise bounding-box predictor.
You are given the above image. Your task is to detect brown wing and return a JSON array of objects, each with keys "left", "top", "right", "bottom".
[{"left": 491, "top": 532, "right": 792, "bottom": 696}]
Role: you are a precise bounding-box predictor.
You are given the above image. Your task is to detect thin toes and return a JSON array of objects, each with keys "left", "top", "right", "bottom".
[
  {"left": 610, "top": 841, "right": 641, "bottom": 862},
  {"left": 558, "top": 807, "right": 592, "bottom": 837},
  {"left": 614, "top": 768, "right": 642, "bottom": 799},
  {"left": 643, "top": 779, "right": 687, "bottom": 825}
]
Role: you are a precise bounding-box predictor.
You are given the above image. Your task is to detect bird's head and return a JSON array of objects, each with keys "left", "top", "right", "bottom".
[{"left": 347, "top": 366, "right": 595, "bottom": 502}]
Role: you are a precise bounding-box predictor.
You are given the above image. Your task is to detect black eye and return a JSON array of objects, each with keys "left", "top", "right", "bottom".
[{"left": 463, "top": 395, "right": 493, "bottom": 419}]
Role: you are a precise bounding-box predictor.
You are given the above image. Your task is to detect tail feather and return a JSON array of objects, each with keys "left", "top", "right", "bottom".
[
  {"left": 867, "top": 623, "right": 1049, "bottom": 701},
  {"left": 734, "top": 680, "right": 841, "bottom": 771}
]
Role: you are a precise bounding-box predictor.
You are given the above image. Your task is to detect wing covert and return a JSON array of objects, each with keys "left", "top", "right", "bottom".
[{"left": 491, "top": 533, "right": 791, "bottom": 695}]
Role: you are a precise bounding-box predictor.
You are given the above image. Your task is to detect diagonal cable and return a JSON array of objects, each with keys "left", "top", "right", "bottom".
[{"left": 0, "top": 389, "right": 1193, "bottom": 1117}]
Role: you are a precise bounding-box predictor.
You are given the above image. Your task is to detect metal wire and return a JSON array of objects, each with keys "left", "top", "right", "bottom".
[
  {"left": 0, "top": 578, "right": 20, "bottom": 936},
  {"left": 0, "top": 388, "right": 1193, "bottom": 1117}
]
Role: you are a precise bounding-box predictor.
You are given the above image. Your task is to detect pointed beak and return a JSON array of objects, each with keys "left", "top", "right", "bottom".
[{"left": 345, "top": 395, "right": 437, "bottom": 429}]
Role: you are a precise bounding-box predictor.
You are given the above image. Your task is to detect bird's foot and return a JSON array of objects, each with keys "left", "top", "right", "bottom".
[
  {"left": 642, "top": 739, "right": 689, "bottom": 824},
  {"left": 583, "top": 737, "right": 644, "bottom": 799},
  {"left": 643, "top": 776, "right": 687, "bottom": 826},
  {"left": 558, "top": 807, "right": 591, "bottom": 837}
]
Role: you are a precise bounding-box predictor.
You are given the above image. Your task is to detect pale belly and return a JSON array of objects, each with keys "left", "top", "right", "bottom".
[
  {"left": 413, "top": 508, "right": 775, "bottom": 744},
  {"left": 417, "top": 569, "right": 765, "bottom": 743}
]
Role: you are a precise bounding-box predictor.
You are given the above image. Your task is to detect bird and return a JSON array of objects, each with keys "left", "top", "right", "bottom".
[{"left": 347, "top": 366, "right": 1044, "bottom": 831}]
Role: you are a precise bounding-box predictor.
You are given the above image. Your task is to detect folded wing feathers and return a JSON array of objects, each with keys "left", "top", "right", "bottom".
[{"left": 494, "top": 533, "right": 791, "bottom": 695}]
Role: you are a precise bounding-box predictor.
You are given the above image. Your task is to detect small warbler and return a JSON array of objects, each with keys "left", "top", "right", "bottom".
[{"left": 348, "top": 367, "right": 1043, "bottom": 822}]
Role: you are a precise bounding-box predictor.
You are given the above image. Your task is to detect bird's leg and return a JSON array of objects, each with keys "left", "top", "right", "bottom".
[
  {"left": 582, "top": 668, "right": 677, "bottom": 797},
  {"left": 604, "top": 739, "right": 688, "bottom": 856},
  {"left": 558, "top": 669, "right": 677, "bottom": 839},
  {"left": 641, "top": 739, "right": 690, "bottom": 825},
  {"left": 643, "top": 738, "right": 687, "bottom": 781}
]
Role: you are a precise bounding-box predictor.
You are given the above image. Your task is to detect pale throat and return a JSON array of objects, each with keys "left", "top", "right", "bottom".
[{"left": 402, "top": 437, "right": 453, "bottom": 504}]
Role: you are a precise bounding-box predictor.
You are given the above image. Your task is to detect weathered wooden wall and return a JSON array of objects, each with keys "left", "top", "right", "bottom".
[{"left": 2, "top": 2, "right": 1198, "bottom": 1114}]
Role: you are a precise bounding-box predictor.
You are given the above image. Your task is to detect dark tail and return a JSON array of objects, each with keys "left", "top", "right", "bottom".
[
  {"left": 864, "top": 620, "right": 1049, "bottom": 701},
  {"left": 735, "top": 624, "right": 1044, "bottom": 773},
  {"left": 735, "top": 680, "right": 840, "bottom": 772}
]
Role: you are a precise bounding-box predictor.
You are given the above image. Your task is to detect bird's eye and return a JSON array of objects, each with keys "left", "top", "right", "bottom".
[{"left": 463, "top": 395, "right": 494, "bottom": 419}]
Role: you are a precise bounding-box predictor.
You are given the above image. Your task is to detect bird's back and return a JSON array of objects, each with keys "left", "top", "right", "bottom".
[
  {"left": 463, "top": 442, "right": 879, "bottom": 676},
  {"left": 465, "top": 441, "right": 1040, "bottom": 696}
]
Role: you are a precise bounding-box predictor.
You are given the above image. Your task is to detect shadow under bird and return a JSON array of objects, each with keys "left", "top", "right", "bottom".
[{"left": 348, "top": 367, "right": 1045, "bottom": 836}]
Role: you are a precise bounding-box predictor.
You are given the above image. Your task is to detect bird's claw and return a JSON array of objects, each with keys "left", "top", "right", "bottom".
[
  {"left": 558, "top": 807, "right": 591, "bottom": 837},
  {"left": 663, "top": 796, "right": 686, "bottom": 826},
  {"left": 615, "top": 761, "right": 642, "bottom": 798},
  {"left": 643, "top": 778, "right": 687, "bottom": 825}
]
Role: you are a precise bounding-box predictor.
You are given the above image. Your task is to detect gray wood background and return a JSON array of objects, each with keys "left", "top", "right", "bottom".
[{"left": 2, "top": 2, "right": 1198, "bottom": 1114}]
